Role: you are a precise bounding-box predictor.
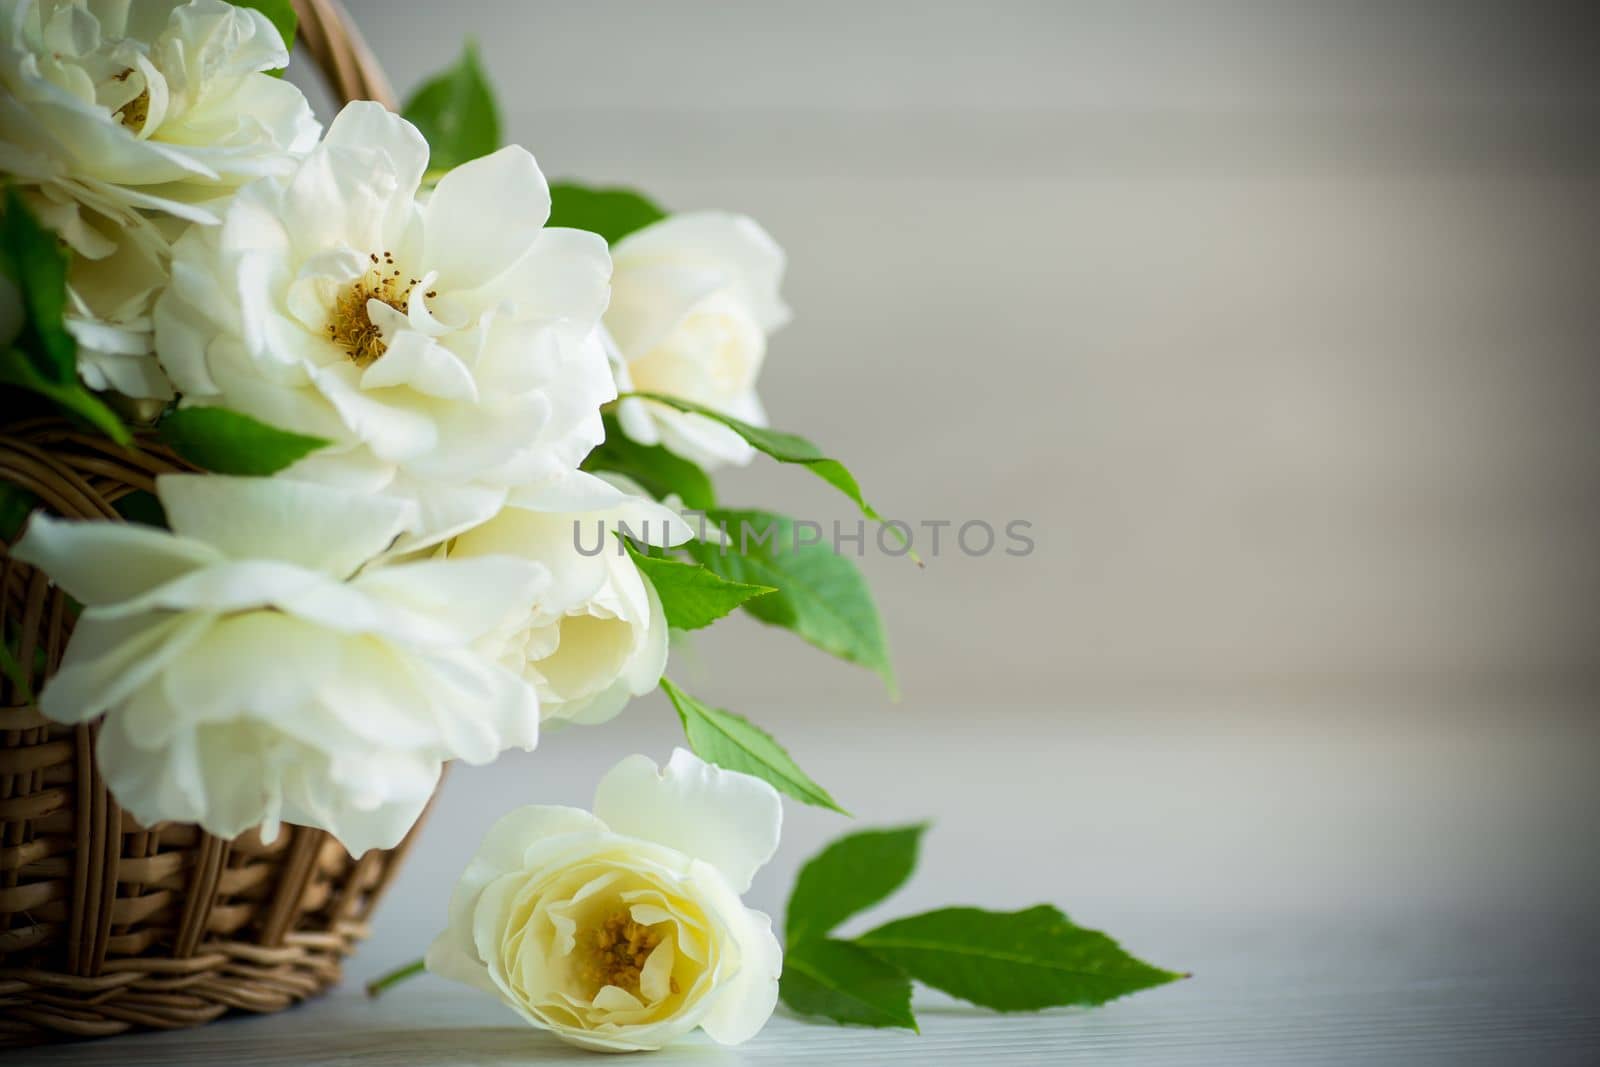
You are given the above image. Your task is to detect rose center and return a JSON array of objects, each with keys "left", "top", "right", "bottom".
[
  {"left": 112, "top": 69, "right": 149, "bottom": 130},
  {"left": 326, "top": 252, "right": 434, "bottom": 366},
  {"left": 116, "top": 90, "right": 149, "bottom": 129},
  {"left": 585, "top": 911, "right": 676, "bottom": 997}
]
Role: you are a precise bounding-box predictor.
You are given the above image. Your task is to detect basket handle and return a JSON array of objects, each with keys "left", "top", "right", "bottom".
[{"left": 291, "top": 0, "right": 398, "bottom": 110}]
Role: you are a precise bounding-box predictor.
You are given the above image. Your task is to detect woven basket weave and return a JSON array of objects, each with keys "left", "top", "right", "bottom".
[{"left": 0, "top": 1, "right": 414, "bottom": 1047}]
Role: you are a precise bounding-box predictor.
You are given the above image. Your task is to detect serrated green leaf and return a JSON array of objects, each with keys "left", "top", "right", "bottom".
[
  {"left": 547, "top": 184, "right": 667, "bottom": 246},
  {"left": 686, "top": 509, "right": 894, "bottom": 692},
  {"left": 623, "top": 391, "right": 910, "bottom": 558},
  {"left": 402, "top": 41, "right": 500, "bottom": 173},
  {"left": 786, "top": 825, "right": 928, "bottom": 944},
  {"left": 158, "top": 407, "right": 328, "bottom": 476},
  {"left": 229, "top": 0, "right": 296, "bottom": 69},
  {"left": 1, "top": 187, "right": 76, "bottom": 384},
  {"left": 780, "top": 938, "right": 917, "bottom": 1031},
  {"left": 625, "top": 545, "right": 773, "bottom": 631},
  {"left": 1, "top": 482, "right": 37, "bottom": 543},
  {"left": 856, "top": 905, "right": 1184, "bottom": 1012},
  {"left": 659, "top": 677, "right": 846, "bottom": 814},
  {"left": 583, "top": 415, "right": 715, "bottom": 510},
  {"left": 0, "top": 349, "right": 130, "bottom": 444}
]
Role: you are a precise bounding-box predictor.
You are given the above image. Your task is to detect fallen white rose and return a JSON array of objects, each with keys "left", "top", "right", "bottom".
[
  {"left": 426, "top": 748, "right": 783, "bottom": 1051},
  {"left": 10, "top": 474, "right": 548, "bottom": 855},
  {"left": 606, "top": 212, "right": 790, "bottom": 469},
  {"left": 155, "top": 101, "right": 616, "bottom": 548}
]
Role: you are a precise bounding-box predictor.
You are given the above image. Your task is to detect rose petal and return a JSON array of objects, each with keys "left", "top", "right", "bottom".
[
  {"left": 698, "top": 904, "right": 782, "bottom": 1045},
  {"left": 423, "top": 146, "right": 551, "bottom": 291},
  {"left": 156, "top": 474, "right": 416, "bottom": 577},
  {"left": 10, "top": 513, "right": 221, "bottom": 605},
  {"left": 592, "top": 750, "right": 782, "bottom": 894}
]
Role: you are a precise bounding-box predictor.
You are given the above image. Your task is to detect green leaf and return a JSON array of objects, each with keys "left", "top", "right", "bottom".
[
  {"left": 786, "top": 825, "right": 928, "bottom": 945},
  {"left": 112, "top": 489, "right": 167, "bottom": 528},
  {"left": 583, "top": 415, "right": 715, "bottom": 510},
  {"left": 686, "top": 509, "right": 894, "bottom": 692},
  {"left": 402, "top": 41, "right": 500, "bottom": 174},
  {"left": 0, "top": 482, "right": 38, "bottom": 543},
  {"left": 0, "top": 598, "right": 42, "bottom": 701},
  {"left": 623, "top": 391, "right": 910, "bottom": 558},
  {"left": 856, "top": 905, "right": 1185, "bottom": 1012},
  {"left": 625, "top": 545, "right": 773, "bottom": 631},
  {"left": 659, "top": 677, "right": 846, "bottom": 814},
  {"left": 0, "top": 191, "right": 131, "bottom": 444},
  {"left": 1, "top": 187, "right": 77, "bottom": 383},
  {"left": 780, "top": 939, "right": 917, "bottom": 1031},
  {"left": 547, "top": 184, "right": 667, "bottom": 246},
  {"left": 230, "top": 0, "right": 296, "bottom": 67},
  {"left": 158, "top": 407, "right": 328, "bottom": 476},
  {"left": 0, "top": 633, "right": 33, "bottom": 704},
  {"left": 0, "top": 350, "right": 130, "bottom": 445}
]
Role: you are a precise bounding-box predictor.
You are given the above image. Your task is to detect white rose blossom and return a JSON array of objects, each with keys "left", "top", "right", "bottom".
[
  {"left": 607, "top": 212, "right": 790, "bottom": 469},
  {"left": 1, "top": 0, "right": 321, "bottom": 399},
  {"left": 0, "top": 0, "right": 319, "bottom": 228},
  {"left": 10, "top": 474, "right": 549, "bottom": 855},
  {"left": 426, "top": 748, "right": 784, "bottom": 1052},
  {"left": 448, "top": 473, "right": 693, "bottom": 727},
  {"left": 155, "top": 101, "right": 616, "bottom": 548},
  {"left": 52, "top": 195, "right": 181, "bottom": 400}
]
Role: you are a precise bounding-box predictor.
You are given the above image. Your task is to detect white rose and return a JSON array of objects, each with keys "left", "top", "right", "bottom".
[
  {"left": 0, "top": 0, "right": 319, "bottom": 230},
  {"left": 10, "top": 474, "right": 548, "bottom": 855},
  {"left": 606, "top": 212, "right": 790, "bottom": 469},
  {"left": 448, "top": 473, "right": 692, "bottom": 726},
  {"left": 426, "top": 748, "right": 784, "bottom": 1052},
  {"left": 155, "top": 102, "right": 616, "bottom": 548},
  {"left": 34, "top": 190, "right": 178, "bottom": 400},
  {"left": 13, "top": 183, "right": 177, "bottom": 401}
]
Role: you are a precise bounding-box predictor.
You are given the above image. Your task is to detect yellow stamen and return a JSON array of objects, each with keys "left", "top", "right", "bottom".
[
  {"left": 586, "top": 911, "right": 673, "bottom": 996},
  {"left": 115, "top": 91, "right": 148, "bottom": 129},
  {"left": 326, "top": 252, "right": 419, "bottom": 365}
]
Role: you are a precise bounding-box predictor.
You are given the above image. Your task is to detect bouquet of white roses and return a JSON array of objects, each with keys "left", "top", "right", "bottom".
[{"left": 1, "top": 0, "right": 1178, "bottom": 1053}]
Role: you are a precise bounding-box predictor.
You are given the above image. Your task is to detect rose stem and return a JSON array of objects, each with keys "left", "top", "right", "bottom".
[{"left": 365, "top": 957, "right": 426, "bottom": 998}]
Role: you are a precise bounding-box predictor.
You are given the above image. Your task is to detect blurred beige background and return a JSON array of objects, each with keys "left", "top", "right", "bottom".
[
  {"left": 50, "top": 4, "right": 1592, "bottom": 1063},
  {"left": 292, "top": 0, "right": 1600, "bottom": 951},
  {"left": 304, "top": 0, "right": 1600, "bottom": 713}
]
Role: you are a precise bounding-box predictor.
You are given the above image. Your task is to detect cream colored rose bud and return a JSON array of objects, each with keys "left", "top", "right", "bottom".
[{"left": 605, "top": 212, "right": 790, "bottom": 470}]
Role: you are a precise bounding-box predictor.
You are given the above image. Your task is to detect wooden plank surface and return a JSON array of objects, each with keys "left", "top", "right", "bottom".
[
  {"left": 12, "top": 700, "right": 1599, "bottom": 1065},
  {"left": 15, "top": 974, "right": 1599, "bottom": 1066}
]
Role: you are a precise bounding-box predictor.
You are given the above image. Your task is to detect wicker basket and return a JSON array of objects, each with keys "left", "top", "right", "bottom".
[{"left": 0, "top": 1, "right": 416, "bottom": 1047}]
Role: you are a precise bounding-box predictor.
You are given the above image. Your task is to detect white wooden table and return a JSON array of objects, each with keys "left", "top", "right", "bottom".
[{"left": 13, "top": 700, "right": 1600, "bottom": 1064}]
